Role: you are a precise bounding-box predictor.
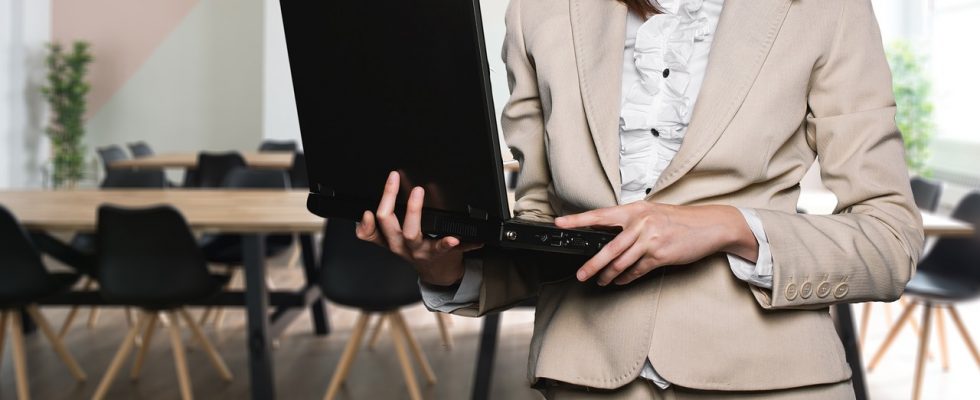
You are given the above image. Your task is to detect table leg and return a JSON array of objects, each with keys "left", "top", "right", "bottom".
[
  {"left": 244, "top": 234, "right": 275, "bottom": 399},
  {"left": 471, "top": 313, "right": 501, "bottom": 400},
  {"left": 835, "top": 303, "right": 868, "bottom": 400},
  {"left": 300, "top": 233, "right": 329, "bottom": 335}
]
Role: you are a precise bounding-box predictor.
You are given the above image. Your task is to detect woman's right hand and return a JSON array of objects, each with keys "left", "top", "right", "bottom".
[{"left": 355, "top": 171, "right": 483, "bottom": 286}]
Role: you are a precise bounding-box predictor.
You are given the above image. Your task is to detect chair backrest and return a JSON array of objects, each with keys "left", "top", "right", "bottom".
[
  {"left": 101, "top": 169, "right": 167, "bottom": 189},
  {"left": 318, "top": 218, "right": 422, "bottom": 311},
  {"left": 96, "top": 205, "right": 216, "bottom": 308},
  {"left": 911, "top": 177, "right": 943, "bottom": 212},
  {"left": 290, "top": 152, "right": 309, "bottom": 190},
  {"left": 196, "top": 152, "right": 247, "bottom": 188},
  {"left": 919, "top": 192, "right": 980, "bottom": 283},
  {"left": 127, "top": 141, "right": 155, "bottom": 158},
  {"left": 222, "top": 167, "right": 290, "bottom": 189},
  {"left": 0, "top": 205, "right": 55, "bottom": 304},
  {"left": 258, "top": 140, "right": 298, "bottom": 152},
  {"left": 97, "top": 145, "right": 129, "bottom": 171}
]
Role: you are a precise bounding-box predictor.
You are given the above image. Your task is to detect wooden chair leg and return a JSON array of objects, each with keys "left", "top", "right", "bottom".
[
  {"left": 92, "top": 319, "right": 145, "bottom": 400},
  {"left": 367, "top": 314, "right": 386, "bottom": 350},
  {"left": 323, "top": 313, "right": 370, "bottom": 400},
  {"left": 869, "top": 301, "right": 917, "bottom": 371},
  {"left": 179, "top": 309, "right": 233, "bottom": 381},
  {"left": 436, "top": 312, "right": 454, "bottom": 350},
  {"left": 131, "top": 312, "right": 159, "bottom": 380},
  {"left": 859, "top": 302, "right": 872, "bottom": 349},
  {"left": 166, "top": 311, "right": 194, "bottom": 400},
  {"left": 946, "top": 306, "right": 980, "bottom": 368},
  {"left": 912, "top": 306, "right": 933, "bottom": 400},
  {"left": 87, "top": 306, "right": 101, "bottom": 329},
  {"left": 58, "top": 278, "right": 94, "bottom": 338},
  {"left": 392, "top": 312, "right": 437, "bottom": 385},
  {"left": 9, "top": 312, "right": 31, "bottom": 400},
  {"left": 286, "top": 235, "right": 301, "bottom": 268},
  {"left": 25, "top": 306, "right": 87, "bottom": 381},
  {"left": 389, "top": 312, "right": 423, "bottom": 400},
  {"left": 936, "top": 307, "right": 950, "bottom": 371}
]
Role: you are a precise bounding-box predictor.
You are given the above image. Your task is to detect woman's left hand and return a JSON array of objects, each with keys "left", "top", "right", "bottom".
[{"left": 554, "top": 202, "right": 759, "bottom": 286}]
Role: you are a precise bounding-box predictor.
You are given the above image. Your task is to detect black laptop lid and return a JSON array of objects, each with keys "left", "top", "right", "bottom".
[{"left": 280, "top": 0, "right": 509, "bottom": 222}]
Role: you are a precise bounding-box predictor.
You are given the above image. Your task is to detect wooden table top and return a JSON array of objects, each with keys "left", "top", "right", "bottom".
[
  {"left": 0, "top": 189, "right": 323, "bottom": 233},
  {"left": 797, "top": 190, "right": 974, "bottom": 237},
  {"left": 109, "top": 152, "right": 295, "bottom": 170}
]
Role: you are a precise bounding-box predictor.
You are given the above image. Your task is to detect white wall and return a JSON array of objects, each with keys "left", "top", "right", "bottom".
[
  {"left": 84, "top": 0, "right": 265, "bottom": 156},
  {"left": 1, "top": 0, "right": 51, "bottom": 189},
  {"left": 261, "top": 0, "right": 301, "bottom": 147}
]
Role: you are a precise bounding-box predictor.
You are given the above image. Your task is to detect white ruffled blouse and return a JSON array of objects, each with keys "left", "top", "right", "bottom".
[{"left": 618, "top": 0, "right": 723, "bottom": 204}]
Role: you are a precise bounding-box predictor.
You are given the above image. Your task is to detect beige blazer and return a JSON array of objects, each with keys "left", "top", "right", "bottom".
[{"left": 453, "top": 0, "right": 925, "bottom": 392}]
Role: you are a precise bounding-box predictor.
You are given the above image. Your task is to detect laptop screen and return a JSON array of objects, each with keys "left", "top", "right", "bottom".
[{"left": 280, "top": 0, "right": 509, "bottom": 222}]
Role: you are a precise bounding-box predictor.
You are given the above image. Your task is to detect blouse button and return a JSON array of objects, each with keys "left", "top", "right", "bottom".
[
  {"left": 650, "top": 128, "right": 660, "bottom": 137},
  {"left": 662, "top": 69, "right": 670, "bottom": 78}
]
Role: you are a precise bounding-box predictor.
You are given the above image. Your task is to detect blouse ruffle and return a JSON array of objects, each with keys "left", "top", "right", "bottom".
[{"left": 619, "top": 0, "right": 713, "bottom": 200}]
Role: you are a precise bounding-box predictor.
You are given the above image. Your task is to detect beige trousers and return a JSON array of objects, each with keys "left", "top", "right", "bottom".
[{"left": 541, "top": 379, "right": 856, "bottom": 400}]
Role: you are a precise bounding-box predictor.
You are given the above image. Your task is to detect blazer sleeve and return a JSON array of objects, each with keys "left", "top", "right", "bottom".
[
  {"left": 747, "top": 0, "right": 925, "bottom": 310},
  {"left": 451, "top": 0, "right": 558, "bottom": 317}
]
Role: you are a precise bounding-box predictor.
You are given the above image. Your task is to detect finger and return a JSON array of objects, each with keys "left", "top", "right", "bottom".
[
  {"left": 432, "top": 236, "right": 460, "bottom": 253},
  {"left": 613, "top": 258, "right": 659, "bottom": 285},
  {"left": 355, "top": 210, "right": 385, "bottom": 245},
  {"left": 597, "top": 240, "right": 648, "bottom": 286},
  {"left": 556, "top": 207, "right": 629, "bottom": 229},
  {"left": 402, "top": 186, "right": 425, "bottom": 249},
  {"left": 575, "top": 227, "right": 639, "bottom": 283},
  {"left": 376, "top": 171, "right": 400, "bottom": 217}
]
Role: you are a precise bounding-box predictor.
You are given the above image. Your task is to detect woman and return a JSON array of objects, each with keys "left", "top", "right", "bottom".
[{"left": 357, "top": 0, "right": 925, "bottom": 398}]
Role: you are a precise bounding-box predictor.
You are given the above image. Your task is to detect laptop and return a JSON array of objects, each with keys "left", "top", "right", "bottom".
[{"left": 280, "top": 0, "right": 617, "bottom": 256}]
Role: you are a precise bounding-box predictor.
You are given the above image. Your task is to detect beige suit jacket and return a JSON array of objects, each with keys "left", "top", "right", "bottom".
[{"left": 453, "top": 0, "right": 925, "bottom": 392}]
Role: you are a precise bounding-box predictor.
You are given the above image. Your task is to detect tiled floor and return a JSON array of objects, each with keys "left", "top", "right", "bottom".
[{"left": 2, "top": 262, "right": 979, "bottom": 399}]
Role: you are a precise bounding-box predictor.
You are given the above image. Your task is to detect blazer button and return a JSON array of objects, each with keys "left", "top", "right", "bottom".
[
  {"left": 784, "top": 283, "right": 799, "bottom": 301},
  {"left": 834, "top": 283, "right": 850, "bottom": 299},
  {"left": 816, "top": 281, "right": 831, "bottom": 298},
  {"left": 800, "top": 281, "right": 813, "bottom": 299}
]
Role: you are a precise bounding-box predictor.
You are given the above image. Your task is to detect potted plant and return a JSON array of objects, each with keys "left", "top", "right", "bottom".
[
  {"left": 887, "top": 40, "right": 935, "bottom": 177},
  {"left": 41, "top": 41, "right": 93, "bottom": 188}
]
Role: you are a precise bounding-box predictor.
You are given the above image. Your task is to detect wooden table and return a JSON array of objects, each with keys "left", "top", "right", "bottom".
[
  {"left": 109, "top": 151, "right": 295, "bottom": 170},
  {"left": 797, "top": 189, "right": 974, "bottom": 400},
  {"left": 0, "top": 189, "right": 327, "bottom": 399}
]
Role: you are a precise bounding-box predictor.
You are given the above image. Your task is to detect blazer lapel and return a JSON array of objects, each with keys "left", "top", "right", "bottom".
[
  {"left": 569, "top": 0, "right": 628, "bottom": 202},
  {"left": 650, "top": 0, "right": 792, "bottom": 196}
]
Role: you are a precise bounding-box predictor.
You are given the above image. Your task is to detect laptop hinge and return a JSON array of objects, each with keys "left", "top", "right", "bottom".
[{"left": 467, "top": 205, "right": 489, "bottom": 220}]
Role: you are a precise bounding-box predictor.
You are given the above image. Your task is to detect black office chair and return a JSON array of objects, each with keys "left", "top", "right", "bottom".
[
  {"left": 57, "top": 169, "right": 170, "bottom": 337},
  {"left": 127, "top": 141, "right": 155, "bottom": 158},
  {"left": 0, "top": 205, "right": 87, "bottom": 397},
  {"left": 196, "top": 168, "right": 294, "bottom": 328},
  {"left": 97, "top": 145, "right": 130, "bottom": 187},
  {"left": 195, "top": 152, "right": 247, "bottom": 188},
  {"left": 258, "top": 140, "right": 298, "bottom": 152},
  {"left": 318, "top": 218, "right": 435, "bottom": 400},
  {"left": 911, "top": 176, "right": 944, "bottom": 212},
  {"left": 91, "top": 205, "right": 233, "bottom": 400},
  {"left": 868, "top": 192, "right": 980, "bottom": 400}
]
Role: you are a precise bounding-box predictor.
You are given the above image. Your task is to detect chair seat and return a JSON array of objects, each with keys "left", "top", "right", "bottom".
[
  {"left": 905, "top": 270, "right": 980, "bottom": 303},
  {"left": 199, "top": 234, "right": 293, "bottom": 265},
  {"left": 0, "top": 272, "right": 80, "bottom": 307},
  {"left": 101, "top": 273, "right": 230, "bottom": 311}
]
